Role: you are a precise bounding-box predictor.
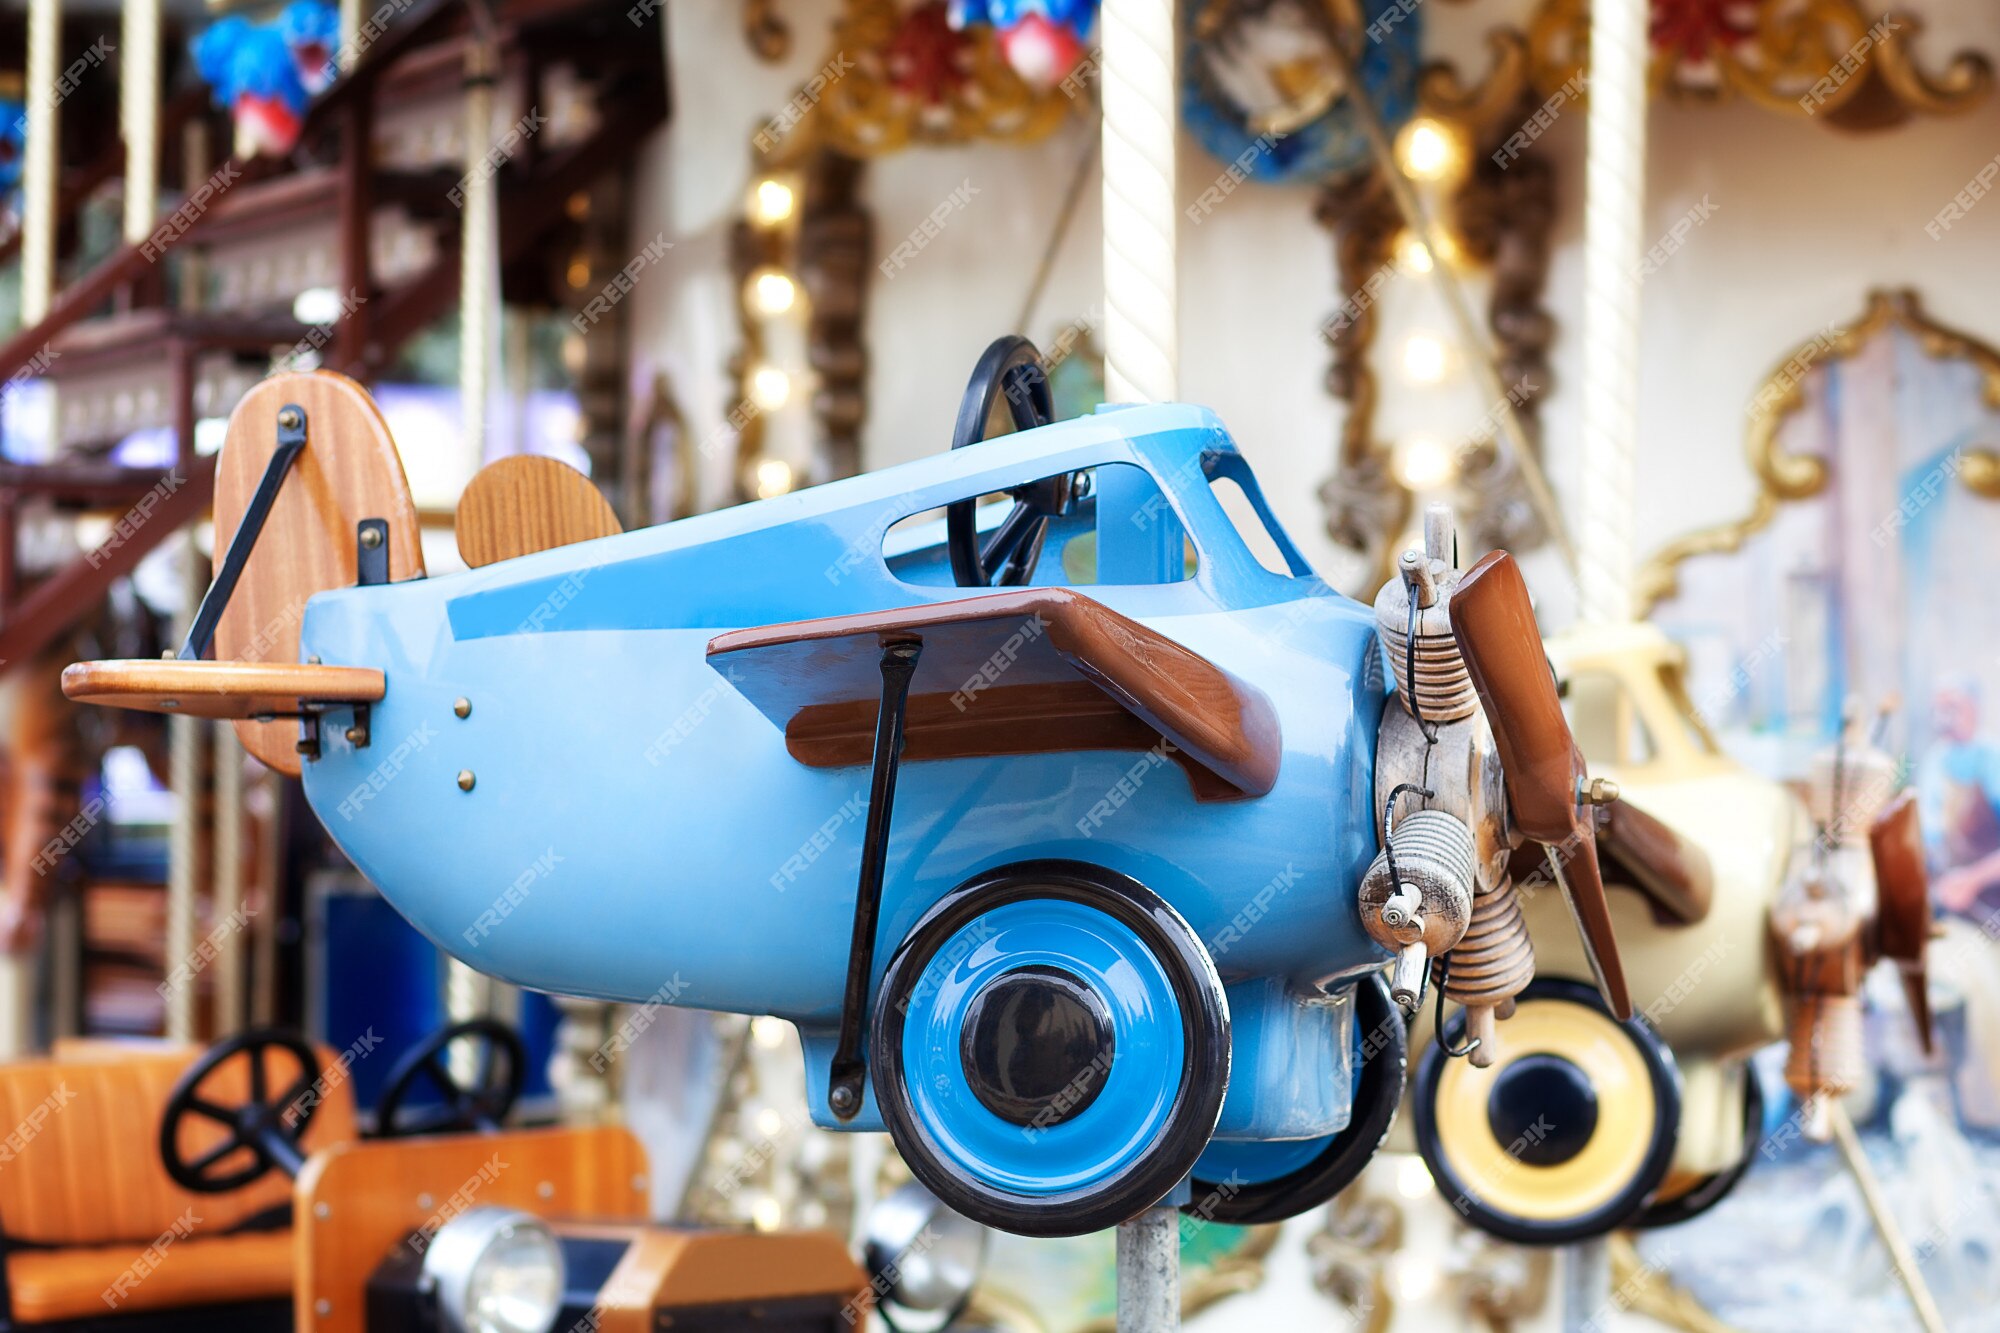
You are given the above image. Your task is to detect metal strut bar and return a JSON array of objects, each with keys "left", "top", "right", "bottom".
[
  {"left": 179, "top": 404, "right": 309, "bottom": 661},
  {"left": 827, "top": 638, "right": 923, "bottom": 1120}
]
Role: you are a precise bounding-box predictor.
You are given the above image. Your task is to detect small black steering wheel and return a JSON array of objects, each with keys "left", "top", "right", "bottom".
[
  {"left": 375, "top": 1018, "right": 526, "bottom": 1138},
  {"left": 946, "top": 335, "right": 1079, "bottom": 587},
  {"left": 160, "top": 1028, "right": 321, "bottom": 1192}
]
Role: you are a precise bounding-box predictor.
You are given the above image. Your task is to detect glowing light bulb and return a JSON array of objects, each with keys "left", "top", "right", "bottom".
[
  {"left": 748, "top": 365, "right": 791, "bottom": 411},
  {"left": 1394, "top": 1154, "right": 1434, "bottom": 1200},
  {"left": 748, "top": 268, "right": 798, "bottom": 316},
  {"left": 750, "top": 178, "right": 796, "bottom": 226},
  {"left": 754, "top": 458, "right": 795, "bottom": 498},
  {"left": 1395, "top": 231, "right": 1434, "bottom": 274},
  {"left": 751, "top": 1195, "right": 783, "bottom": 1231},
  {"left": 1402, "top": 333, "right": 1449, "bottom": 384},
  {"left": 1392, "top": 435, "right": 1456, "bottom": 492},
  {"left": 1397, "top": 117, "right": 1462, "bottom": 182},
  {"left": 750, "top": 1016, "right": 790, "bottom": 1049}
]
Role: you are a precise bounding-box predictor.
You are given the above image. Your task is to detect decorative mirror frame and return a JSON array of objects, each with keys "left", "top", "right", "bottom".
[{"left": 1635, "top": 287, "right": 2000, "bottom": 614}]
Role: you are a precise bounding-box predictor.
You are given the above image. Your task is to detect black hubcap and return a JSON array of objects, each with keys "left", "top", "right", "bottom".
[
  {"left": 1487, "top": 1053, "right": 1598, "bottom": 1167},
  {"left": 960, "top": 966, "right": 1115, "bottom": 1128}
]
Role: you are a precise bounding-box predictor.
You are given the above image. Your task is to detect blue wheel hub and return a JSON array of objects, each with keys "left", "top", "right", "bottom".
[
  {"left": 960, "top": 965, "right": 1115, "bottom": 1128},
  {"left": 899, "top": 897, "right": 1188, "bottom": 1196}
]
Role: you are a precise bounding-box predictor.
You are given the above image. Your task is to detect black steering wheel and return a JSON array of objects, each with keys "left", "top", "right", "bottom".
[
  {"left": 375, "top": 1018, "right": 526, "bottom": 1138},
  {"left": 946, "top": 335, "right": 1080, "bottom": 587},
  {"left": 160, "top": 1029, "right": 321, "bottom": 1192}
]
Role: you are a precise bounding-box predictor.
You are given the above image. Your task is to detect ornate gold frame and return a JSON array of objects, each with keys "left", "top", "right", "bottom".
[
  {"left": 1525, "top": 0, "right": 1990, "bottom": 130},
  {"left": 1635, "top": 287, "right": 2000, "bottom": 614}
]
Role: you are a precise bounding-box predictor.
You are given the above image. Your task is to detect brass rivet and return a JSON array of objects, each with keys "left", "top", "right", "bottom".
[
  {"left": 279, "top": 408, "right": 303, "bottom": 430},
  {"left": 454, "top": 697, "right": 472, "bottom": 719},
  {"left": 344, "top": 726, "right": 366, "bottom": 744},
  {"left": 360, "top": 526, "right": 383, "bottom": 548},
  {"left": 457, "top": 770, "right": 476, "bottom": 792}
]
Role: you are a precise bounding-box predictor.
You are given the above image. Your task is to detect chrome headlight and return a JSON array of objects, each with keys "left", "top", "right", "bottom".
[
  {"left": 864, "top": 1182, "right": 988, "bottom": 1330},
  {"left": 421, "top": 1206, "right": 565, "bottom": 1333}
]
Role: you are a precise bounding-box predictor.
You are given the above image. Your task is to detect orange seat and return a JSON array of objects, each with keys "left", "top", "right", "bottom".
[
  {"left": 0, "top": 1044, "right": 359, "bottom": 1323},
  {"left": 10, "top": 1231, "right": 296, "bottom": 1323}
]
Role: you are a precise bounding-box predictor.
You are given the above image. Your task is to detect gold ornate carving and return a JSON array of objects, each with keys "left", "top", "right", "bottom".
[
  {"left": 1636, "top": 288, "right": 2000, "bottom": 614},
  {"left": 1526, "top": 0, "right": 1991, "bottom": 130},
  {"left": 743, "top": 0, "right": 793, "bottom": 62},
  {"left": 801, "top": 0, "right": 1079, "bottom": 157}
]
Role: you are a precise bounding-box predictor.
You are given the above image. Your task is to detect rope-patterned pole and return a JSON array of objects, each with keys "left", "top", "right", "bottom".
[
  {"left": 1102, "top": 3, "right": 1184, "bottom": 1324},
  {"left": 121, "top": 0, "right": 161, "bottom": 246},
  {"left": 20, "top": 0, "right": 60, "bottom": 325},
  {"left": 1578, "top": 0, "right": 1647, "bottom": 623},
  {"left": 1099, "top": 0, "right": 1177, "bottom": 404}
]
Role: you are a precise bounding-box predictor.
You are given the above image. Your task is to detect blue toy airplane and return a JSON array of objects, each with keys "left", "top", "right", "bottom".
[{"left": 67, "top": 340, "right": 1633, "bottom": 1236}]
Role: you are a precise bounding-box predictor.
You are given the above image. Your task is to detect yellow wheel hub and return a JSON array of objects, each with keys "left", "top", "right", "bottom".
[{"left": 1430, "top": 995, "right": 1661, "bottom": 1223}]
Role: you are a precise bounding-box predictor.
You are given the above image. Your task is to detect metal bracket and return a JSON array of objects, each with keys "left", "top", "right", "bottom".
[
  {"left": 180, "top": 404, "right": 308, "bottom": 661},
  {"left": 827, "top": 638, "right": 923, "bottom": 1121},
  {"left": 356, "top": 517, "right": 389, "bottom": 586}
]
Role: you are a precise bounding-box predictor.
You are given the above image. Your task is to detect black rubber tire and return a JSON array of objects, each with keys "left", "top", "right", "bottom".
[
  {"left": 1184, "top": 970, "right": 1407, "bottom": 1225},
  {"left": 871, "top": 860, "right": 1229, "bottom": 1238},
  {"left": 1631, "top": 1063, "right": 1764, "bottom": 1230},
  {"left": 1413, "top": 977, "right": 1681, "bottom": 1246}
]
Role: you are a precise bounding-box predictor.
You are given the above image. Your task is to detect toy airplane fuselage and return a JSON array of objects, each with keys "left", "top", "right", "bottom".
[{"left": 299, "top": 403, "right": 1389, "bottom": 1138}]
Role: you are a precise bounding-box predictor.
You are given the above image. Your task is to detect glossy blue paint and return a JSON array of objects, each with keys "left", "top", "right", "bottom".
[
  {"left": 898, "top": 898, "right": 1184, "bottom": 1195},
  {"left": 294, "top": 402, "right": 1391, "bottom": 1145}
]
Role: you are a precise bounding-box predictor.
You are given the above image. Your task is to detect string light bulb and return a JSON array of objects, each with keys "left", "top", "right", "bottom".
[
  {"left": 748, "top": 365, "right": 791, "bottom": 411},
  {"left": 1401, "top": 332, "right": 1449, "bottom": 384},
  {"left": 1396, "top": 117, "right": 1464, "bottom": 183},
  {"left": 749, "top": 177, "right": 797, "bottom": 227},
  {"left": 1392, "top": 434, "right": 1456, "bottom": 492},
  {"left": 754, "top": 458, "right": 795, "bottom": 498},
  {"left": 747, "top": 267, "right": 799, "bottom": 316}
]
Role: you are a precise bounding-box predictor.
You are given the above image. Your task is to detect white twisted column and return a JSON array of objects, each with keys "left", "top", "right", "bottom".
[
  {"left": 21, "top": 0, "right": 60, "bottom": 325},
  {"left": 1578, "top": 0, "right": 1648, "bottom": 623},
  {"left": 121, "top": 0, "right": 161, "bottom": 246},
  {"left": 1099, "top": 0, "right": 1177, "bottom": 404}
]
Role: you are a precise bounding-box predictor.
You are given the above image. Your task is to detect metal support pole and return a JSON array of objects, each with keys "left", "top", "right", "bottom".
[
  {"left": 1560, "top": 1237, "right": 1610, "bottom": 1333},
  {"left": 165, "top": 538, "right": 206, "bottom": 1043},
  {"left": 1831, "top": 1102, "right": 1948, "bottom": 1333},
  {"left": 212, "top": 723, "right": 245, "bottom": 1034},
  {"left": 458, "top": 36, "right": 500, "bottom": 480},
  {"left": 1116, "top": 1207, "right": 1179, "bottom": 1333}
]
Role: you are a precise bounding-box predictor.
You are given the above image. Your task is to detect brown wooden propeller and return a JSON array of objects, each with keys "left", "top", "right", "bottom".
[
  {"left": 1450, "top": 551, "right": 1633, "bottom": 1019},
  {"left": 1869, "top": 789, "right": 1934, "bottom": 1054}
]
